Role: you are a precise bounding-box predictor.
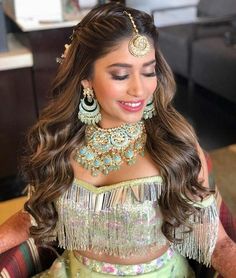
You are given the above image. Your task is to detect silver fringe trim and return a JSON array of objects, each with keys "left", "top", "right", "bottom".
[
  {"left": 172, "top": 199, "right": 219, "bottom": 266},
  {"left": 54, "top": 180, "right": 167, "bottom": 257},
  {"left": 49, "top": 180, "right": 218, "bottom": 263},
  {"left": 65, "top": 180, "right": 163, "bottom": 211}
]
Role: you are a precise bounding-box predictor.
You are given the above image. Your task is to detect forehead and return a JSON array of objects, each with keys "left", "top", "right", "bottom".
[{"left": 94, "top": 37, "right": 156, "bottom": 68}]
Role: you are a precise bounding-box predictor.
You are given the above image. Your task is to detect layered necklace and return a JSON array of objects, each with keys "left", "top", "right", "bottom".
[{"left": 74, "top": 121, "right": 146, "bottom": 176}]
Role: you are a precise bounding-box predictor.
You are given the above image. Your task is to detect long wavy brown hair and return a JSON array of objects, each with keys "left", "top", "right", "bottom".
[{"left": 23, "top": 3, "right": 211, "bottom": 244}]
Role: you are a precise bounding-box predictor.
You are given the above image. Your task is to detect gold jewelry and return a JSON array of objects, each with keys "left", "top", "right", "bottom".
[
  {"left": 124, "top": 11, "right": 150, "bottom": 57},
  {"left": 74, "top": 121, "right": 146, "bottom": 176},
  {"left": 78, "top": 88, "right": 101, "bottom": 125},
  {"left": 56, "top": 44, "right": 71, "bottom": 64}
]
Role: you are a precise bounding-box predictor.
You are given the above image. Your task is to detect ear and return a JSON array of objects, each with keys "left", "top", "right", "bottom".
[{"left": 81, "top": 79, "right": 92, "bottom": 89}]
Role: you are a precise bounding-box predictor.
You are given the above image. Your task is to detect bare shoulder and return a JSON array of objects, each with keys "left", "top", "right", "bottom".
[
  {"left": 195, "top": 142, "right": 209, "bottom": 188},
  {"left": 196, "top": 142, "right": 222, "bottom": 206}
]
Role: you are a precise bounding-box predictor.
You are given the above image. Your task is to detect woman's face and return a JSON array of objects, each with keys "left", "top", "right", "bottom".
[{"left": 81, "top": 37, "right": 157, "bottom": 128}]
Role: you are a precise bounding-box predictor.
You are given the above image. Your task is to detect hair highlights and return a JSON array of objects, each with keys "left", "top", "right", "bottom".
[{"left": 23, "top": 3, "right": 211, "bottom": 244}]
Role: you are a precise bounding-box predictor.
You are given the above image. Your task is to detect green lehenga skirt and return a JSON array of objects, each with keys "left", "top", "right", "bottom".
[{"left": 34, "top": 248, "right": 195, "bottom": 277}]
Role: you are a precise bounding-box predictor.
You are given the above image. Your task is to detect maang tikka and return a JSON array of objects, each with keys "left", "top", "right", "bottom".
[
  {"left": 124, "top": 11, "right": 150, "bottom": 57},
  {"left": 78, "top": 88, "right": 101, "bottom": 125}
]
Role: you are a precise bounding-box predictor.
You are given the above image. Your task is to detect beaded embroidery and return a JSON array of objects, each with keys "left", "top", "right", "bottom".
[
  {"left": 49, "top": 176, "right": 219, "bottom": 266},
  {"left": 74, "top": 247, "right": 175, "bottom": 275},
  {"left": 55, "top": 177, "right": 166, "bottom": 258}
]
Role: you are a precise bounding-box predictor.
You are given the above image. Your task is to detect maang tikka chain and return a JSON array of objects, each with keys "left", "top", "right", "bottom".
[{"left": 123, "top": 11, "right": 150, "bottom": 57}]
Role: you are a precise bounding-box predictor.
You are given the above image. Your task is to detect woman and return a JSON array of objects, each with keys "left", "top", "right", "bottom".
[{"left": 1, "top": 2, "right": 236, "bottom": 277}]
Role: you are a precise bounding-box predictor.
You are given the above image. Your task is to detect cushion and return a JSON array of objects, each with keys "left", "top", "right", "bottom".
[
  {"left": 0, "top": 238, "right": 58, "bottom": 278},
  {"left": 0, "top": 238, "right": 41, "bottom": 278},
  {"left": 220, "top": 201, "right": 236, "bottom": 242}
]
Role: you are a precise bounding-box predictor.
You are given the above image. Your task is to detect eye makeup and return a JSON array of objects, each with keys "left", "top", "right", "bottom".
[{"left": 107, "top": 59, "right": 156, "bottom": 80}]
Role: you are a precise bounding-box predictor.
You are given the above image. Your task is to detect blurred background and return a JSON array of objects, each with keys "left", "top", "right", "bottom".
[{"left": 0, "top": 1, "right": 235, "bottom": 218}]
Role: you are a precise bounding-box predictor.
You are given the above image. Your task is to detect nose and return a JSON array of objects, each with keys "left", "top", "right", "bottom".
[{"left": 128, "top": 74, "right": 144, "bottom": 98}]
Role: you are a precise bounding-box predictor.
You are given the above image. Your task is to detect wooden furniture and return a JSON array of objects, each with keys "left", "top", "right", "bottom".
[
  {"left": 0, "top": 11, "right": 85, "bottom": 187},
  {"left": 25, "top": 27, "right": 72, "bottom": 112},
  {"left": 0, "top": 34, "right": 36, "bottom": 180}
]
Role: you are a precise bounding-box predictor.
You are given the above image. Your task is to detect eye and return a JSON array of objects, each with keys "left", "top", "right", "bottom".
[
  {"left": 111, "top": 74, "right": 129, "bottom": 80},
  {"left": 143, "top": 72, "right": 156, "bottom": 77}
]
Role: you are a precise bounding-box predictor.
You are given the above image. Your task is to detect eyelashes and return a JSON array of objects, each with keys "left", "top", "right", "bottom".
[
  {"left": 112, "top": 74, "right": 128, "bottom": 80},
  {"left": 111, "top": 72, "right": 156, "bottom": 80},
  {"left": 143, "top": 72, "right": 156, "bottom": 77}
]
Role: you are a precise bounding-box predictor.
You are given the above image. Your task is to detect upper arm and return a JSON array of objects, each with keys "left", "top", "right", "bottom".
[
  {"left": 196, "top": 142, "right": 222, "bottom": 210},
  {"left": 0, "top": 210, "right": 31, "bottom": 254},
  {"left": 196, "top": 142, "right": 209, "bottom": 188}
]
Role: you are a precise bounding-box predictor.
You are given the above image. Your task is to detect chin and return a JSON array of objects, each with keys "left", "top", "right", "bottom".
[
  {"left": 122, "top": 116, "right": 143, "bottom": 124},
  {"left": 100, "top": 112, "right": 143, "bottom": 128},
  {"left": 127, "top": 118, "right": 142, "bottom": 123}
]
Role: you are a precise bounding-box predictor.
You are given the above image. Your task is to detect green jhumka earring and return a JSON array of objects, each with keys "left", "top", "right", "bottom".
[
  {"left": 142, "top": 96, "right": 156, "bottom": 120},
  {"left": 78, "top": 88, "right": 101, "bottom": 125}
]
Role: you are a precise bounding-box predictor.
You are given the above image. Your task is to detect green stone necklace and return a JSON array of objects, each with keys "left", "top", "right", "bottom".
[{"left": 74, "top": 121, "right": 146, "bottom": 176}]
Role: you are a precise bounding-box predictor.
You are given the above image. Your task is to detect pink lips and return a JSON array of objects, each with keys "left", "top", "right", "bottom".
[{"left": 118, "top": 100, "right": 144, "bottom": 112}]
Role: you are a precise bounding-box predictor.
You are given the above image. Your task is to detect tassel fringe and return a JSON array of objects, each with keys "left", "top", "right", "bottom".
[
  {"left": 54, "top": 179, "right": 167, "bottom": 258},
  {"left": 172, "top": 199, "right": 219, "bottom": 266},
  {"left": 45, "top": 179, "right": 219, "bottom": 263}
]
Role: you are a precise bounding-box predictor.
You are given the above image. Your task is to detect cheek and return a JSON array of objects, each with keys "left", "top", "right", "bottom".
[
  {"left": 95, "top": 81, "right": 124, "bottom": 102},
  {"left": 147, "top": 79, "right": 157, "bottom": 93}
]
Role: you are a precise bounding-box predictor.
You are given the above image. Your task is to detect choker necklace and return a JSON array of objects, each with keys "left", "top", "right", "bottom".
[{"left": 74, "top": 121, "right": 146, "bottom": 176}]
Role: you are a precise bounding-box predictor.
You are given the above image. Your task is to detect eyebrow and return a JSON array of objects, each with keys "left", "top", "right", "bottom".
[{"left": 107, "top": 59, "right": 156, "bottom": 68}]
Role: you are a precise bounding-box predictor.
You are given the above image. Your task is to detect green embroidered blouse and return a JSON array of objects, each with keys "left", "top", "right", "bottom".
[{"left": 53, "top": 176, "right": 218, "bottom": 266}]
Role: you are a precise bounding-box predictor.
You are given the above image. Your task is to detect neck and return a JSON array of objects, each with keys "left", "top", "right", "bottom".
[
  {"left": 97, "top": 120, "right": 142, "bottom": 129},
  {"left": 93, "top": 120, "right": 144, "bottom": 131}
]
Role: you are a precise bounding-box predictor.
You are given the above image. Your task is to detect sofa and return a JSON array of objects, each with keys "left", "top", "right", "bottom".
[{"left": 152, "top": 0, "right": 236, "bottom": 103}]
